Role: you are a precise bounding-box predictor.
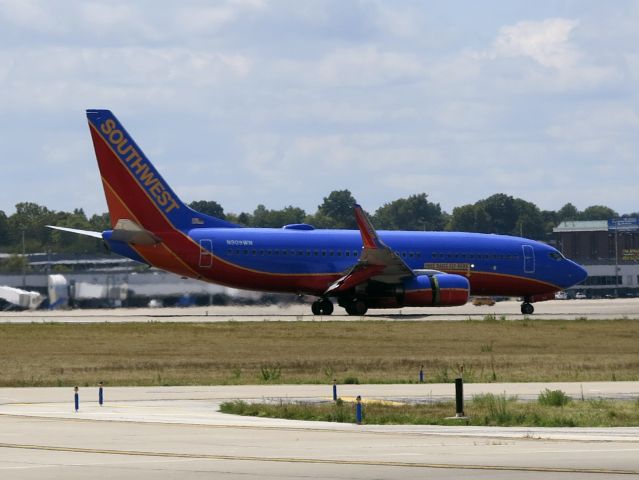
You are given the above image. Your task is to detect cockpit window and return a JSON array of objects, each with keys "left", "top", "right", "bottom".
[{"left": 548, "top": 252, "right": 564, "bottom": 261}]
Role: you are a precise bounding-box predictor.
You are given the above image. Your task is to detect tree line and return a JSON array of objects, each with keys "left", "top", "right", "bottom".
[{"left": 0, "top": 191, "right": 634, "bottom": 256}]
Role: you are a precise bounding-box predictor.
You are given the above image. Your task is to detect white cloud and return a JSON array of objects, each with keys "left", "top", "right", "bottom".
[
  {"left": 492, "top": 18, "right": 580, "bottom": 69},
  {"left": 79, "top": 3, "right": 161, "bottom": 41},
  {"left": 175, "top": 0, "right": 265, "bottom": 32},
  {"left": 0, "top": 2, "right": 638, "bottom": 216},
  {"left": 0, "top": 0, "right": 63, "bottom": 33},
  {"left": 0, "top": 47, "right": 252, "bottom": 112},
  {"left": 314, "top": 46, "right": 425, "bottom": 87}
]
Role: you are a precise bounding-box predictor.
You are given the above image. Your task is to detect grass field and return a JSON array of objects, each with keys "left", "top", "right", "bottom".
[
  {"left": 1, "top": 318, "right": 638, "bottom": 387},
  {"left": 220, "top": 393, "right": 639, "bottom": 427}
]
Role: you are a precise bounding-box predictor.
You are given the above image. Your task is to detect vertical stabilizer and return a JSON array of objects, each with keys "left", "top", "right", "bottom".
[{"left": 86, "top": 109, "right": 238, "bottom": 231}]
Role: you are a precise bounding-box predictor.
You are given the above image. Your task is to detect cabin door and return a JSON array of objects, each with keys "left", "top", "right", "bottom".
[
  {"left": 522, "top": 245, "right": 535, "bottom": 273},
  {"left": 199, "top": 239, "right": 214, "bottom": 268}
]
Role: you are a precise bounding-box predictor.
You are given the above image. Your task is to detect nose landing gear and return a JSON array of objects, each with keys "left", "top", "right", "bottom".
[{"left": 521, "top": 302, "right": 534, "bottom": 315}]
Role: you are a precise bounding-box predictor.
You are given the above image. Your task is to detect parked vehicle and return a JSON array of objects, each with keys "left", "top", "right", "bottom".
[{"left": 472, "top": 297, "right": 496, "bottom": 306}]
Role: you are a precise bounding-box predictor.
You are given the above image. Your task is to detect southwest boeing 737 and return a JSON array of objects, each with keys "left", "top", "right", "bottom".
[{"left": 50, "top": 110, "right": 587, "bottom": 315}]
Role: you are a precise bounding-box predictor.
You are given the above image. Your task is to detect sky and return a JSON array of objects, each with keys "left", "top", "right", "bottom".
[{"left": 0, "top": 0, "right": 638, "bottom": 218}]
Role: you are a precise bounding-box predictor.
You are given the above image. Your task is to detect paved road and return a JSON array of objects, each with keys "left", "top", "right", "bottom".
[
  {"left": 2, "top": 298, "right": 639, "bottom": 322},
  {"left": 1, "top": 384, "right": 638, "bottom": 479}
]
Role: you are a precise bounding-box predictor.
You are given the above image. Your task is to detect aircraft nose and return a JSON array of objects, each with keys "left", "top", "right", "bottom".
[{"left": 569, "top": 261, "right": 588, "bottom": 286}]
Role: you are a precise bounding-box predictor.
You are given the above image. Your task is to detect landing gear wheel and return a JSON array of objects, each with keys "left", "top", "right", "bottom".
[
  {"left": 311, "top": 301, "right": 322, "bottom": 315},
  {"left": 521, "top": 302, "right": 534, "bottom": 315},
  {"left": 345, "top": 299, "right": 368, "bottom": 316},
  {"left": 312, "top": 298, "right": 334, "bottom": 315}
]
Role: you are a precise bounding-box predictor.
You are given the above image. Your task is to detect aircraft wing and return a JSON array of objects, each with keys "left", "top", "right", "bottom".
[{"left": 324, "top": 205, "right": 415, "bottom": 295}]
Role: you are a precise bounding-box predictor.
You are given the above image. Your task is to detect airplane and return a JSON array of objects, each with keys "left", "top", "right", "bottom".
[{"left": 49, "top": 110, "right": 588, "bottom": 316}]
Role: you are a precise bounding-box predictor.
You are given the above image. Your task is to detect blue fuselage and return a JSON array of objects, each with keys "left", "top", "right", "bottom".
[{"left": 108, "top": 227, "right": 587, "bottom": 298}]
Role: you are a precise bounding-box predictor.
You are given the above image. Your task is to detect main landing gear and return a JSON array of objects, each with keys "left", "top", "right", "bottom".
[
  {"left": 521, "top": 302, "right": 534, "bottom": 315},
  {"left": 311, "top": 298, "right": 334, "bottom": 315},
  {"left": 344, "top": 299, "right": 368, "bottom": 316},
  {"left": 312, "top": 297, "right": 369, "bottom": 316}
]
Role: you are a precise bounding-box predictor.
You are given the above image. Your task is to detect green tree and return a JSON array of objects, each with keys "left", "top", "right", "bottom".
[
  {"left": 0, "top": 210, "right": 8, "bottom": 247},
  {"left": 477, "top": 194, "right": 519, "bottom": 235},
  {"left": 556, "top": 203, "right": 580, "bottom": 222},
  {"left": 541, "top": 209, "right": 559, "bottom": 239},
  {"left": 189, "top": 200, "right": 225, "bottom": 219},
  {"left": 580, "top": 205, "right": 618, "bottom": 221},
  {"left": 89, "top": 212, "right": 111, "bottom": 231},
  {"left": 311, "top": 190, "right": 358, "bottom": 229},
  {"left": 0, "top": 254, "right": 30, "bottom": 273},
  {"left": 236, "top": 212, "right": 251, "bottom": 226},
  {"left": 512, "top": 198, "right": 545, "bottom": 239},
  {"left": 250, "top": 205, "right": 307, "bottom": 228},
  {"left": 6, "top": 202, "right": 56, "bottom": 252},
  {"left": 448, "top": 194, "right": 545, "bottom": 239},
  {"left": 448, "top": 204, "right": 491, "bottom": 233},
  {"left": 373, "top": 193, "right": 445, "bottom": 231},
  {"left": 48, "top": 208, "right": 101, "bottom": 253}
]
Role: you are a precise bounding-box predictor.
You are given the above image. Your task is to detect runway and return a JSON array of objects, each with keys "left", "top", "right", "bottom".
[
  {"left": 2, "top": 298, "right": 639, "bottom": 322},
  {"left": 1, "top": 384, "right": 638, "bottom": 479}
]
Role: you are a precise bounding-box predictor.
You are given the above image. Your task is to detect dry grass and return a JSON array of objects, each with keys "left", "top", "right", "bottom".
[
  {"left": 1, "top": 319, "right": 638, "bottom": 386},
  {"left": 221, "top": 395, "right": 639, "bottom": 427}
]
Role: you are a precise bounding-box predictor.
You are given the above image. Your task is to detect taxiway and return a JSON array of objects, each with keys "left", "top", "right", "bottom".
[{"left": 1, "top": 384, "right": 638, "bottom": 479}]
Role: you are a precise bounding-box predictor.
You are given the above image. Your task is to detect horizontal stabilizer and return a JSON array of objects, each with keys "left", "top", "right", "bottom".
[
  {"left": 110, "top": 219, "right": 162, "bottom": 246},
  {"left": 47, "top": 225, "right": 103, "bottom": 239}
]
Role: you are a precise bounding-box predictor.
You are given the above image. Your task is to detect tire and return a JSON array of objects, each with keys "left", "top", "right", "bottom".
[
  {"left": 311, "top": 301, "right": 322, "bottom": 315},
  {"left": 353, "top": 300, "right": 368, "bottom": 315},
  {"left": 345, "top": 299, "right": 368, "bottom": 316},
  {"left": 320, "top": 299, "right": 334, "bottom": 315},
  {"left": 521, "top": 303, "right": 534, "bottom": 315}
]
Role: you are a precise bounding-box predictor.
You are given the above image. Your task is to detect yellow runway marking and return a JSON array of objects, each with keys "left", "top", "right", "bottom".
[
  {"left": 0, "top": 443, "right": 637, "bottom": 475},
  {"left": 338, "top": 396, "right": 406, "bottom": 406}
]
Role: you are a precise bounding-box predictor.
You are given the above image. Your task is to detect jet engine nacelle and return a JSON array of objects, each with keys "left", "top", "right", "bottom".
[{"left": 403, "top": 273, "right": 470, "bottom": 307}]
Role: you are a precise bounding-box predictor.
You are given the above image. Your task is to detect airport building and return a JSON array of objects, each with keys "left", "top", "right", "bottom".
[
  {"left": 554, "top": 218, "right": 639, "bottom": 297},
  {"left": 0, "top": 252, "right": 269, "bottom": 309}
]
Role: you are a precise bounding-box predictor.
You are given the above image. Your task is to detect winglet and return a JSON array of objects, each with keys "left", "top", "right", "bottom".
[{"left": 354, "top": 204, "right": 384, "bottom": 249}]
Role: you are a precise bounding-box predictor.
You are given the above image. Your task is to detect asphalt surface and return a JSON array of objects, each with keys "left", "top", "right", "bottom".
[
  {"left": 1, "top": 384, "right": 638, "bottom": 479},
  {"left": 2, "top": 298, "right": 639, "bottom": 322}
]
